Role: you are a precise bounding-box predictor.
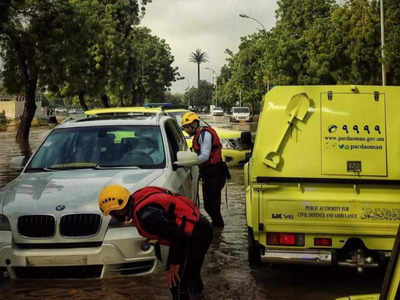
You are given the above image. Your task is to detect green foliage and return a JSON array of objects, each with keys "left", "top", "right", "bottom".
[
  {"left": 383, "top": 0, "right": 400, "bottom": 84},
  {"left": 0, "top": 0, "right": 182, "bottom": 140},
  {"left": 164, "top": 92, "right": 185, "bottom": 105},
  {"left": 217, "top": 0, "right": 400, "bottom": 111},
  {"left": 189, "top": 49, "right": 208, "bottom": 88},
  {"left": 0, "top": 0, "right": 11, "bottom": 32},
  {"left": 184, "top": 80, "right": 213, "bottom": 108},
  {"left": 330, "top": 0, "right": 381, "bottom": 84}
]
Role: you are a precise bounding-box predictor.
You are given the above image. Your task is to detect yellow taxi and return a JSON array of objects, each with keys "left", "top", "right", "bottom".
[{"left": 85, "top": 106, "right": 252, "bottom": 167}]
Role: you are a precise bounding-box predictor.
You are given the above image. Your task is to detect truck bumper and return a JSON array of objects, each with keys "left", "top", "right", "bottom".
[{"left": 261, "top": 249, "right": 332, "bottom": 265}]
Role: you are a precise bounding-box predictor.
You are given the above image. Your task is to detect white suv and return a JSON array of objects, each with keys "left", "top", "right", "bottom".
[
  {"left": 0, "top": 112, "right": 199, "bottom": 279},
  {"left": 230, "top": 106, "right": 251, "bottom": 122}
]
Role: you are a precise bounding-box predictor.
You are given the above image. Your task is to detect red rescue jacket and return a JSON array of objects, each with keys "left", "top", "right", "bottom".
[
  {"left": 132, "top": 186, "right": 200, "bottom": 245},
  {"left": 192, "top": 126, "right": 222, "bottom": 167}
]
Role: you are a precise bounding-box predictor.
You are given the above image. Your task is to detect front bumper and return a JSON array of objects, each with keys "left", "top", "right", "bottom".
[{"left": 0, "top": 227, "right": 162, "bottom": 279}]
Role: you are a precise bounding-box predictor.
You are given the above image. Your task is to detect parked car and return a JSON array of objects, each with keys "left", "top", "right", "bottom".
[
  {"left": 154, "top": 108, "right": 252, "bottom": 167},
  {"left": 86, "top": 107, "right": 253, "bottom": 167},
  {"left": 230, "top": 106, "right": 251, "bottom": 122},
  {"left": 211, "top": 107, "right": 224, "bottom": 116},
  {"left": 0, "top": 112, "right": 199, "bottom": 279}
]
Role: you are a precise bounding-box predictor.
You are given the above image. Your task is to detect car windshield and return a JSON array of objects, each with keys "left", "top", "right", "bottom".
[
  {"left": 214, "top": 107, "right": 223, "bottom": 111},
  {"left": 167, "top": 111, "right": 208, "bottom": 127},
  {"left": 233, "top": 107, "right": 249, "bottom": 113},
  {"left": 27, "top": 125, "right": 165, "bottom": 170}
]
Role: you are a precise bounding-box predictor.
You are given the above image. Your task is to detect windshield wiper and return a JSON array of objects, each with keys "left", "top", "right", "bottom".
[
  {"left": 94, "top": 163, "right": 140, "bottom": 169},
  {"left": 25, "top": 167, "right": 56, "bottom": 172}
]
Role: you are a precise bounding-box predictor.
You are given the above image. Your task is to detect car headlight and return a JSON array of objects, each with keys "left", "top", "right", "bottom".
[{"left": 0, "top": 215, "right": 11, "bottom": 231}]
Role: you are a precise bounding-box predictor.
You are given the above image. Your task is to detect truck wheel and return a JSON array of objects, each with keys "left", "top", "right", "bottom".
[{"left": 248, "top": 227, "right": 261, "bottom": 267}]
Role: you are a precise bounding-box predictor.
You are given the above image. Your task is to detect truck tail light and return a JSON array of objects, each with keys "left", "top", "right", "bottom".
[
  {"left": 314, "top": 238, "right": 332, "bottom": 247},
  {"left": 267, "top": 232, "right": 305, "bottom": 246}
]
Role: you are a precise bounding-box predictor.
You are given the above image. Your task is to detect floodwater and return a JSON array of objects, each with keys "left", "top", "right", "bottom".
[{"left": 0, "top": 119, "right": 385, "bottom": 300}]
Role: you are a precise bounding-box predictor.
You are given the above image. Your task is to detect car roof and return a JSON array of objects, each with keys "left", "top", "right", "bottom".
[
  {"left": 58, "top": 113, "right": 171, "bottom": 128},
  {"left": 85, "top": 107, "right": 161, "bottom": 115}
]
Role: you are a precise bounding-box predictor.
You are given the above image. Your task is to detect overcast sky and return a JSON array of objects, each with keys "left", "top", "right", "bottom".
[{"left": 141, "top": 0, "right": 279, "bottom": 94}]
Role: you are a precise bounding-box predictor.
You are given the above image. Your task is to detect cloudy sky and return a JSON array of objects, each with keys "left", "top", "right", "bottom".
[{"left": 141, "top": 0, "right": 279, "bottom": 94}]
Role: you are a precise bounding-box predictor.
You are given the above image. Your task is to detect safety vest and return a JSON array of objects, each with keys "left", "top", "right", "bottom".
[
  {"left": 192, "top": 126, "right": 222, "bottom": 167},
  {"left": 132, "top": 186, "right": 200, "bottom": 245}
]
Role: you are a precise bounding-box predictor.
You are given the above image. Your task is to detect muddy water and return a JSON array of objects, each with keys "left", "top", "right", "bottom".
[{"left": 0, "top": 122, "right": 385, "bottom": 300}]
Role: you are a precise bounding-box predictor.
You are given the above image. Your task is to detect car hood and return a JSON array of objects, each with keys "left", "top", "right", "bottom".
[
  {"left": 0, "top": 168, "right": 164, "bottom": 214},
  {"left": 182, "top": 127, "right": 243, "bottom": 139},
  {"left": 215, "top": 127, "right": 243, "bottom": 139}
]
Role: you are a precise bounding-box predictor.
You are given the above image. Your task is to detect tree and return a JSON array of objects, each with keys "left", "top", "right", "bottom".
[
  {"left": 184, "top": 80, "right": 213, "bottom": 108},
  {"left": 0, "top": 0, "right": 151, "bottom": 142},
  {"left": 0, "top": 0, "right": 83, "bottom": 142},
  {"left": 189, "top": 49, "right": 208, "bottom": 88},
  {"left": 329, "top": 0, "right": 381, "bottom": 84},
  {"left": 0, "top": 0, "right": 11, "bottom": 31},
  {"left": 116, "top": 27, "right": 179, "bottom": 106},
  {"left": 383, "top": 0, "right": 400, "bottom": 84}
]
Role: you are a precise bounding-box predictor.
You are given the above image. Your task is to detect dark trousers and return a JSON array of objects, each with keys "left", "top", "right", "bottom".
[
  {"left": 170, "top": 216, "right": 213, "bottom": 299},
  {"left": 201, "top": 163, "right": 226, "bottom": 227}
]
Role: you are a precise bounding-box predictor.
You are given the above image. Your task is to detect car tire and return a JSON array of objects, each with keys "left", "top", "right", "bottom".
[{"left": 248, "top": 227, "right": 261, "bottom": 267}]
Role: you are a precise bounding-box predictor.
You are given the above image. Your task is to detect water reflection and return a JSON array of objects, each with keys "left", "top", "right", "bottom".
[{"left": 0, "top": 127, "right": 48, "bottom": 188}]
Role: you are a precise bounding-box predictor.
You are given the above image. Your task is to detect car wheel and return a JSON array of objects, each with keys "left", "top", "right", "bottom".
[{"left": 248, "top": 227, "right": 261, "bottom": 267}]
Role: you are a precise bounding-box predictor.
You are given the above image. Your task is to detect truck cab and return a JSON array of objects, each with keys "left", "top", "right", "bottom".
[{"left": 245, "top": 85, "right": 400, "bottom": 270}]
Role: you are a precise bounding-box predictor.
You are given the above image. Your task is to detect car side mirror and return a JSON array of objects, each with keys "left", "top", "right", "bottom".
[
  {"left": 174, "top": 151, "right": 199, "bottom": 168},
  {"left": 10, "top": 156, "right": 25, "bottom": 170}
]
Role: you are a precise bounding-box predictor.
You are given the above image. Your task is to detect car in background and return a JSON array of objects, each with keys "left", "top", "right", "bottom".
[
  {"left": 230, "top": 106, "right": 251, "bottom": 122},
  {"left": 86, "top": 106, "right": 252, "bottom": 167},
  {"left": 211, "top": 106, "right": 224, "bottom": 116},
  {"left": 153, "top": 107, "right": 252, "bottom": 167},
  {"left": 0, "top": 112, "right": 199, "bottom": 279}
]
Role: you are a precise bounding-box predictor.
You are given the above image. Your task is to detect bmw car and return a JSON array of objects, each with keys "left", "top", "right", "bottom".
[{"left": 0, "top": 112, "right": 199, "bottom": 279}]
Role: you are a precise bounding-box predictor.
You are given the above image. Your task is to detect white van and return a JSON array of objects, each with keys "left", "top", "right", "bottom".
[{"left": 230, "top": 106, "right": 251, "bottom": 122}]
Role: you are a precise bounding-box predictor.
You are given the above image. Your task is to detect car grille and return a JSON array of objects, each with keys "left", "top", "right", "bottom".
[
  {"left": 17, "top": 214, "right": 101, "bottom": 238},
  {"left": 60, "top": 214, "right": 101, "bottom": 236},
  {"left": 14, "top": 265, "right": 103, "bottom": 279},
  {"left": 18, "top": 215, "right": 55, "bottom": 237},
  {"left": 15, "top": 242, "right": 103, "bottom": 249}
]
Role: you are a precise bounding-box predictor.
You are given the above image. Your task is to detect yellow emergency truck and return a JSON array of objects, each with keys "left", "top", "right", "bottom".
[{"left": 244, "top": 85, "right": 400, "bottom": 271}]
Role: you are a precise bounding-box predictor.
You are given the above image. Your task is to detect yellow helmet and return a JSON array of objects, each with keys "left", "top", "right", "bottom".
[
  {"left": 181, "top": 112, "right": 200, "bottom": 127},
  {"left": 98, "top": 185, "right": 131, "bottom": 216}
]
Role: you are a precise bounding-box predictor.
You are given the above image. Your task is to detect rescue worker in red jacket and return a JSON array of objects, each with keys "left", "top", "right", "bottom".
[
  {"left": 98, "top": 185, "right": 213, "bottom": 300},
  {"left": 181, "top": 112, "right": 229, "bottom": 228}
]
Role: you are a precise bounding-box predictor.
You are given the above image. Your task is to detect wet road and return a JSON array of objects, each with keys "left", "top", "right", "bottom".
[{"left": 0, "top": 120, "right": 385, "bottom": 300}]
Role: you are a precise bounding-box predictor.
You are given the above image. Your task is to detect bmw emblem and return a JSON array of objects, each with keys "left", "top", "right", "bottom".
[{"left": 56, "top": 204, "right": 66, "bottom": 211}]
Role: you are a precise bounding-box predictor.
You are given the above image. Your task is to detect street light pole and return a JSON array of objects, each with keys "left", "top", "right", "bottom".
[
  {"left": 380, "top": 0, "right": 386, "bottom": 86},
  {"left": 239, "top": 13, "right": 266, "bottom": 32},
  {"left": 239, "top": 13, "right": 270, "bottom": 93},
  {"left": 205, "top": 67, "right": 218, "bottom": 106}
]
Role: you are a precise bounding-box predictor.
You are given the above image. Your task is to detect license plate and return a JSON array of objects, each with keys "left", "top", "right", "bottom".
[{"left": 27, "top": 255, "right": 87, "bottom": 266}]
